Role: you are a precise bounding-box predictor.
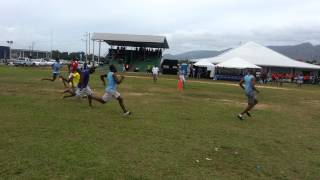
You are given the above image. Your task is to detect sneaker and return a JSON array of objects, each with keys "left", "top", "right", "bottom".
[
  {"left": 237, "top": 114, "right": 244, "bottom": 120},
  {"left": 246, "top": 111, "right": 252, "bottom": 117},
  {"left": 123, "top": 111, "right": 132, "bottom": 116}
]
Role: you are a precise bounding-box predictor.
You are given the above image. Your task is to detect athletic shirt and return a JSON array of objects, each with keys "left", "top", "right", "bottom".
[
  {"left": 71, "top": 72, "right": 80, "bottom": 87},
  {"left": 52, "top": 62, "right": 61, "bottom": 73},
  {"left": 152, "top": 67, "right": 159, "bottom": 74},
  {"left": 298, "top": 75, "right": 304, "bottom": 81},
  {"left": 78, "top": 69, "right": 90, "bottom": 88},
  {"left": 106, "top": 72, "right": 117, "bottom": 91},
  {"left": 71, "top": 61, "right": 79, "bottom": 71},
  {"left": 244, "top": 74, "right": 254, "bottom": 94}
]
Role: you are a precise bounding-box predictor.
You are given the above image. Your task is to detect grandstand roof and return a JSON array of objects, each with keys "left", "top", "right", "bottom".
[{"left": 91, "top": 33, "right": 169, "bottom": 49}]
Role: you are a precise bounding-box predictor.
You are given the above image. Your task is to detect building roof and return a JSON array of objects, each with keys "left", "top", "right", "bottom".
[
  {"left": 201, "top": 41, "right": 320, "bottom": 70},
  {"left": 91, "top": 33, "right": 169, "bottom": 49}
]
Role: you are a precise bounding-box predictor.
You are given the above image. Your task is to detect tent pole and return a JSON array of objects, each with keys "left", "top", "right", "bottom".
[
  {"left": 98, "top": 40, "right": 101, "bottom": 64},
  {"left": 92, "top": 40, "right": 95, "bottom": 64}
]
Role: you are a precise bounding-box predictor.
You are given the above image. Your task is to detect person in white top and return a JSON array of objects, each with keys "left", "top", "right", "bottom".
[{"left": 152, "top": 65, "right": 160, "bottom": 82}]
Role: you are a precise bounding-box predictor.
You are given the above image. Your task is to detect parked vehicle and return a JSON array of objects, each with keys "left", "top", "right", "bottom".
[
  {"left": 59, "top": 59, "right": 69, "bottom": 65},
  {"left": 13, "top": 58, "right": 33, "bottom": 66},
  {"left": 45, "top": 59, "right": 55, "bottom": 66},
  {"left": 78, "top": 61, "right": 99, "bottom": 69},
  {"left": 31, "top": 59, "right": 45, "bottom": 66},
  {"left": 161, "top": 59, "right": 178, "bottom": 75}
]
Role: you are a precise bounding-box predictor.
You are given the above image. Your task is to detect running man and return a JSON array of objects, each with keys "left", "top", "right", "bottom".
[
  {"left": 61, "top": 60, "right": 79, "bottom": 88},
  {"left": 89, "top": 64, "right": 131, "bottom": 116},
  {"left": 62, "top": 63, "right": 94, "bottom": 104},
  {"left": 238, "top": 70, "right": 260, "bottom": 120},
  {"left": 41, "top": 58, "right": 61, "bottom": 81},
  {"left": 152, "top": 65, "right": 159, "bottom": 82},
  {"left": 61, "top": 68, "right": 80, "bottom": 98}
]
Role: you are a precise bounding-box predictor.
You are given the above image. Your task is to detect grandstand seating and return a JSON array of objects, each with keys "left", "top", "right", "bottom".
[{"left": 106, "top": 48, "right": 161, "bottom": 72}]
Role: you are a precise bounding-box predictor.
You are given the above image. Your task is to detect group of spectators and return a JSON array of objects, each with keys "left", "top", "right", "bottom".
[
  {"left": 176, "top": 64, "right": 214, "bottom": 79},
  {"left": 189, "top": 66, "right": 210, "bottom": 79},
  {"left": 108, "top": 47, "right": 162, "bottom": 61},
  {"left": 256, "top": 72, "right": 320, "bottom": 86}
]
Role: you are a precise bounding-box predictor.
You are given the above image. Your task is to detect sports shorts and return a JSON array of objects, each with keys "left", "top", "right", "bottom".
[{"left": 102, "top": 90, "right": 121, "bottom": 102}]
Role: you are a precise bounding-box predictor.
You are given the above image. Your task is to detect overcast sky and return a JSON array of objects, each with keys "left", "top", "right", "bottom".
[{"left": 0, "top": 0, "right": 320, "bottom": 54}]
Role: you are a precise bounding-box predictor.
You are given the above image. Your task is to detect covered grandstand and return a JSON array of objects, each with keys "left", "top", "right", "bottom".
[{"left": 91, "top": 33, "right": 169, "bottom": 71}]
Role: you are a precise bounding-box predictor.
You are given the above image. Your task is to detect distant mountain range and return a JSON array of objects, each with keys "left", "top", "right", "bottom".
[
  {"left": 164, "top": 43, "right": 320, "bottom": 63},
  {"left": 268, "top": 43, "right": 320, "bottom": 62}
]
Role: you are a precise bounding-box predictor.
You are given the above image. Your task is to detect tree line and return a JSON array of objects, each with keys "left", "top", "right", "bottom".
[{"left": 51, "top": 50, "right": 105, "bottom": 62}]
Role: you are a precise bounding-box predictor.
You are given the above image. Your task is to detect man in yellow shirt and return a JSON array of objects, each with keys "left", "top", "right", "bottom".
[{"left": 61, "top": 69, "right": 80, "bottom": 98}]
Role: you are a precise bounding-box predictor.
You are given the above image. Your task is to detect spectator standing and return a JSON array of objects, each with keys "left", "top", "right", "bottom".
[
  {"left": 297, "top": 74, "right": 304, "bottom": 88},
  {"left": 152, "top": 65, "right": 160, "bottom": 82}
]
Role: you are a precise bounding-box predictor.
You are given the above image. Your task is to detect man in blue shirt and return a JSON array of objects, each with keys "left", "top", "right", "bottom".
[
  {"left": 41, "top": 58, "right": 61, "bottom": 81},
  {"left": 238, "top": 69, "right": 260, "bottom": 120},
  {"left": 89, "top": 64, "right": 131, "bottom": 116}
]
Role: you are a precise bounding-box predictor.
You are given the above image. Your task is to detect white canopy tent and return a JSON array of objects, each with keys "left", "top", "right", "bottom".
[
  {"left": 190, "top": 57, "right": 213, "bottom": 63},
  {"left": 194, "top": 60, "right": 215, "bottom": 68},
  {"left": 205, "top": 41, "right": 320, "bottom": 70},
  {"left": 215, "top": 57, "right": 261, "bottom": 69},
  {"left": 194, "top": 60, "right": 215, "bottom": 78}
]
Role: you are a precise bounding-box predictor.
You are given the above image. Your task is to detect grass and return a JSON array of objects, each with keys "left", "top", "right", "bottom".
[{"left": 0, "top": 65, "right": 320, "bottom": 179}]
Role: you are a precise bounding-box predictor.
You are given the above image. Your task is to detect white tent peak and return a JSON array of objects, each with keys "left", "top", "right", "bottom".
[
  {"left": 208, "top": 41, "right": 320, "bottom": 70},
  {"left": 216, "top": 57, "right": 261, "bottom": 69},
  {"left": 194, "top": 59, "right": 214, "bottom": 67}
]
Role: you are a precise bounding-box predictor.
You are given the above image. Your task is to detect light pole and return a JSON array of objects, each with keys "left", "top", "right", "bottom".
[
  {"left": 81, "top": 37, "right": 87, "bottom": 62},
  {"left": 6, "top": 40, "right": 13, "bottom": 59},
  {"left": 31, "top": 42, "right": 35, "bottom": 58},
  {"left": 83, "top": 32, "right": 89, "bottom": 62},
  {"left": 29, "top": 46, "right": 32, "bottom": 57}
]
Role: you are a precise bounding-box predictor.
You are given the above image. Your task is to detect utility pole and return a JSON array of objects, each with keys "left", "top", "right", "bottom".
[
  {"left": 50, "top": 30, "right": 53, "bottom": 59},
  {"left": 31, "top": 42, "right": 35, "bottom": 58},
  {"left": 81, "top": 33, "right": 87, "bottom": 62},
  {"left": 88, "top": 33, "right": 91, "bottom": 61},
  {"left": 29, "top": 46, "right": 32, "bottom": 57},
  {"left": 85, "top": 32, "right": 88, "bottom": 62}
]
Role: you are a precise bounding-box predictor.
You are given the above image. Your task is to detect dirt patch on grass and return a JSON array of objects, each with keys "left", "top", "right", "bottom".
[
  {"left": 148, "top": 87, "right": 177, "bottom": 93},
  {"left": 301, "top": 100, "right": 320, "bottom": 106},
  {"left": 216, "top": 98, "right": 280, "bottom": 111},
  {"left": 126, "top": 92, "right": 154, "bottom": 96}
]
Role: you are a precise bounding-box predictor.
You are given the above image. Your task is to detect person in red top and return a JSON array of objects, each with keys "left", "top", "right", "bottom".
[
  {"left": 272, "top": 73, "right": 277, "bottom": 85},
  {"left": 70, "top": 59, "right": 79, "bottom": 72}
]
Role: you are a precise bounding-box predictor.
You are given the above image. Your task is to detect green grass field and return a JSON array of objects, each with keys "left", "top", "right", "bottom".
[{"left": 0, "top": 66, "right": 319, "bottom": 179}]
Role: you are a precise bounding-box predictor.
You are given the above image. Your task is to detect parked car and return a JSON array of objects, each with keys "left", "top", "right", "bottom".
[
  {"left": 31, "top": 59, "right": 48, "bottom": 66},
  {"left": 13, "top": 58, "right": 33, "bottom": 66},
  {"left": 59, "top": 59, "right": 69, "bottom": 65},
  {"left": 78, "top": 61, "right": 99, "bottom": 69},
  {"left": 45, "top": 59, "right": 55, "bottom": 66},
  {"left": 161, "top": 59, "right": 178, "bottom": 75}
]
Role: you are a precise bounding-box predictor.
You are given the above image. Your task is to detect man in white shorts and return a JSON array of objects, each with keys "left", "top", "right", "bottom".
[
  {"left": 89, "top": 65, "right": 131, "bottom": 115},
  {"left": 62, "top": 63, "right": 95, "bottom": 105}
]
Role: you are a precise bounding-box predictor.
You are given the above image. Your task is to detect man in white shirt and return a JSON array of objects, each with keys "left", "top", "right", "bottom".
[{"left": 152, "top": 65, "right": 159, "bottom": 82}]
